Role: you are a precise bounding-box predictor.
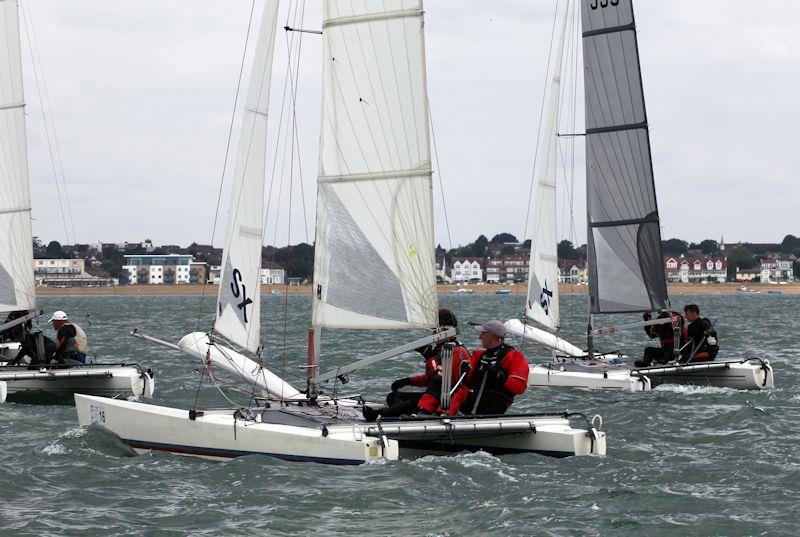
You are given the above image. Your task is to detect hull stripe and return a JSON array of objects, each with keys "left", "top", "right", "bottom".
[{"left": 121, "top": 439, "right": 364, "bottom": 465}]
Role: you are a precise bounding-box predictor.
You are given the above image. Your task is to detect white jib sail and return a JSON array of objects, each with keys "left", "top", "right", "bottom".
[
  {"left": 214, "top": 1, "right": 280, "bottom": 353},
  {"left": 312, "top": 0, "right": 438, "bottom": 329},
  {"left": 0, "top": 1, "right": 35, "bottom": 313},
  {"left": 525, "top": 1, "right": 572, "bottom": 331}
]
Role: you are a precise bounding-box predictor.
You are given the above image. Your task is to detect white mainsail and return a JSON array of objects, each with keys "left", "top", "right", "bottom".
[
  {"left": 525, "top": 1, "right": 572, "bottom": 331},
  {"left": 312, "top": 0, "right": 438, "bottom": 329},
  {"left": 0, "top": 1, "right": 35, "bottom": 312},
  {"left": 214, "top": 1, "right": 280, "bottom": 352},
  {"left": 581, "top": 0, "right": 668, "bottom": 314}
]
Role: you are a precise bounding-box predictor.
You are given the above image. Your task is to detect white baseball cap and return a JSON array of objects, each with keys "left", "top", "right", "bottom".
[{"left": 48, "top": 310, "right": 68, "bottom": 322}]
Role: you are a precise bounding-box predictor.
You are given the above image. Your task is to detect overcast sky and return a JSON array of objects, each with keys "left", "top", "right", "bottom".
[{"left": 18, "top": 0, "right": 800, "bottom": 249}]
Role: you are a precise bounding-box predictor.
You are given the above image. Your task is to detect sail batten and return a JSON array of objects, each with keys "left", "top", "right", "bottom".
[
  {"left": 312, "top": 0, "right": 437, "bottom": 329},
  {"left": 0, "top": 0, "right": 35, "bottom": 313},
  {"left": 581, "top": 0, "right": 668, "bottom": 315},
  {"left": 213, "top": 1, "right": 280, "bottom": 352}
]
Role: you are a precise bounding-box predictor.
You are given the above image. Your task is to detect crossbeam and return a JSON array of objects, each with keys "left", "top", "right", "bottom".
[
  {"left": 0, "top": 369, "right": 114, "bottom": 382},
  {"left": 0, "top": 309, "right": 44, "bottom": 333},
  {"left": 312, "top": 328, "right": 458, "bottom": 385},
  {"left": 631, "top": 361, "right": 735, "bottom": 377}
]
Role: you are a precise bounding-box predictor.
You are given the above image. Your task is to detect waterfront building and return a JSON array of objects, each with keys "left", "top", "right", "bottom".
[
  {"left": 208, "top": 265, "right": 222, "bottom": 284},
  {"left": 664, "top": 257, "right": 727, "bottom": 283},
  {"left": 486, "top": 256, "right": 528, "bottom": 284},
  {"left": 33, "top": 258, "right": 115, "bottom": 287},
  {"left": 760, "top": 256, "right": 794, "bottom": 283},
  {"left": 121, "top": 254, "right": 194, "bottom": 285},
  {"left": 450, "top": 258, "right": 483, "bottom": 283},
  {"left": 559, "top": 262, "right": 587, "bottom": 284},
  {"left": 259, "top": 261, "right": 285, "bottom": 285}
]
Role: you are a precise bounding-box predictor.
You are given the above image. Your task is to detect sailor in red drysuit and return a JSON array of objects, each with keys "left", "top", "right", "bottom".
[
  {"left": 362, "top": 309, "right": 471, "bottom": 420},
  {"left": 455, "top": 320, "right": 529, "bottom": 415}
]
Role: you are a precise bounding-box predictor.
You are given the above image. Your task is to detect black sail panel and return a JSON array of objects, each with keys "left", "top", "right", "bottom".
[{"left": 582, "top": 0, "right": 668, "bottom": 314}]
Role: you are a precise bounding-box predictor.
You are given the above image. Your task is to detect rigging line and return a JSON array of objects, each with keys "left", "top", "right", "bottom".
[
  {"left": 513, "top": 0, "right": 561, "bottom": 319},
  {"left": 20, "top": 2, "right": 77, "bottom": 244},
  {"left": 195, "top": 0, "right": 258, "bottom": 333},
  {"left": 263, "top": 9, "right": 297, "bottom": 258},
  {"left": 280, "top": 0, "right": 305, "bottom": 400},
  {"left": 286, "top": 1, "right": 311, "bottom": 244},
  {"left": 428, "top": 102, "right": 463, "bottom": 314},
  {"left": 19, "top": 4, "right": 71, "bottom": 247}
]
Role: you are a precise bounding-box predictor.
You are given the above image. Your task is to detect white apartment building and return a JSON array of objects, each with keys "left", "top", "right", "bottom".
[
  {"left": 450, "top": 258, "right": 483, "bottom": 283},
  {"left": 122, "top": 254, "right": 194, "bottom": 285},
  {"left": 259, "top": 262, "right": 285, "bottom": 285}
]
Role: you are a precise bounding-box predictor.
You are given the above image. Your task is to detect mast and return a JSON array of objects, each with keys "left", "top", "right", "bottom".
[
  {"left": 213, "top": 1, "right": 280, "bottom": 353},
  {"left": 0, "top": 1, "right": 35, "bottom": 313},
  {"left": 312, "top": 0, "right": 438, "bottom": 331},
  {"left": 525, "top": 0, "right": 572, "bottom": 332},
  {"left": 580, "top": 0, "right": 669, "bottom": 354}
]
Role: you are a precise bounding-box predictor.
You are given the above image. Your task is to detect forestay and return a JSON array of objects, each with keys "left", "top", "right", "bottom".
[
  {"left": 525, "top": 1, "right": 572, "bottom": 331},
  {"left": 214, "top": 1, "right": 280, "bottom": 352},
  {"left": 0, "top": 1, "right": 35, "bottom": 313},
  {"left": 312, "top": 0, "right": 437, "bottom": 329},
  {"left": 581, "top": 0, "right": 668, "bottom": 314}
]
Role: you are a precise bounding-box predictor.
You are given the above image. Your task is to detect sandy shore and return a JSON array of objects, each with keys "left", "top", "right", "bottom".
[{"left": 35, "top": 282, "right": 800, "bottom": 297}]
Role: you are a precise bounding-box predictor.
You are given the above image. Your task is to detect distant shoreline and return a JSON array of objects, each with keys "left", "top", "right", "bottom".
[{"left": 35, "top": 282, "right": 800, "bottom": 297}]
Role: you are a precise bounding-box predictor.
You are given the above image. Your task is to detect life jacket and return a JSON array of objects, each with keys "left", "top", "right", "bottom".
[
  {"left": 660, "top": 312, "right": 688, "bottom": 348},
  {"left": 60, "top": 323, "right": 89, "bottom": 358}
]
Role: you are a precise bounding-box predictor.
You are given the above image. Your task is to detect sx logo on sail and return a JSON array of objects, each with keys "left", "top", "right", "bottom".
[
  {"left": 230, "top": 268, "right": 253, "bottom": 323},
  {"left": 539, "top": 281, "right": 553, "bottom": 316}
]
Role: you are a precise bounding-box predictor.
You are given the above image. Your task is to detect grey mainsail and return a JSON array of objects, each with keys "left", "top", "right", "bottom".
[{"left": 581, "top": 0, "right": 668, "bottom": 314}]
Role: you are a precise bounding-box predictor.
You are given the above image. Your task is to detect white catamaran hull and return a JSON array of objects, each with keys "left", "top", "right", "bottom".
[
  {"left": 529, "top": 363, "right": 652, "bottom": 392},
  {"left": 1, "top": 365, "right": 153, "bottom": 403},
  {"left": 75, "top": 395, "right": 605, "bottom": 464},
  {"left": 528, "top": 359, "right": 773, "bottom": 392}
]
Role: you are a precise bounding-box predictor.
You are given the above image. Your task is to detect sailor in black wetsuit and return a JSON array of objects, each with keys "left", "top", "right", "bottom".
[
  {"left": 636, "top": 310, "right": 686, "bottom": 367},
  {"left": 1, "top": 310, "right": 57, "bottom": 365},
  {"left": 682, "top": 304, "right": 718, "bottom": 362}
]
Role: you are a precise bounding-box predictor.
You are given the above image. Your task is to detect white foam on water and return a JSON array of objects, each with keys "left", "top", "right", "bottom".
[
  {"left": 42, "top": 442, "right": 67, "bottom": 455},
  {"left": 60, "top": 426, "right": 87, "bottom": 439},
  {"left": 654, "top": 384, "right": 738, "bottom": 396}
]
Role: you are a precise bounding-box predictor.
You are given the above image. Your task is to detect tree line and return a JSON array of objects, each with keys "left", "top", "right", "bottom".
[{"left": 33, "top": 233, "right": 800, "bottom": 282}]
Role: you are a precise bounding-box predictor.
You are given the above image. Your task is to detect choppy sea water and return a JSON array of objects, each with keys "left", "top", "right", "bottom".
[{"left": 1, "top": 292, "right": 798, "bottom": 536}]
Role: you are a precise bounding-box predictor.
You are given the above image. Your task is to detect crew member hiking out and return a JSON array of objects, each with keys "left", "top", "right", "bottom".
[
  {"left": 682, "top": 304, "right": 718, "bottom": 362},
  {"left": 48, "top": 310, "right": 89, "bottom": 366},
  {"left": 460, "top": 320, "right": 529, "bottom": 415},
  {"left": 363, "top": 309, "right": 471, "bottom": 420},
  {"left": 635, "top": 310, "right": 687, "bottom": 368}
]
